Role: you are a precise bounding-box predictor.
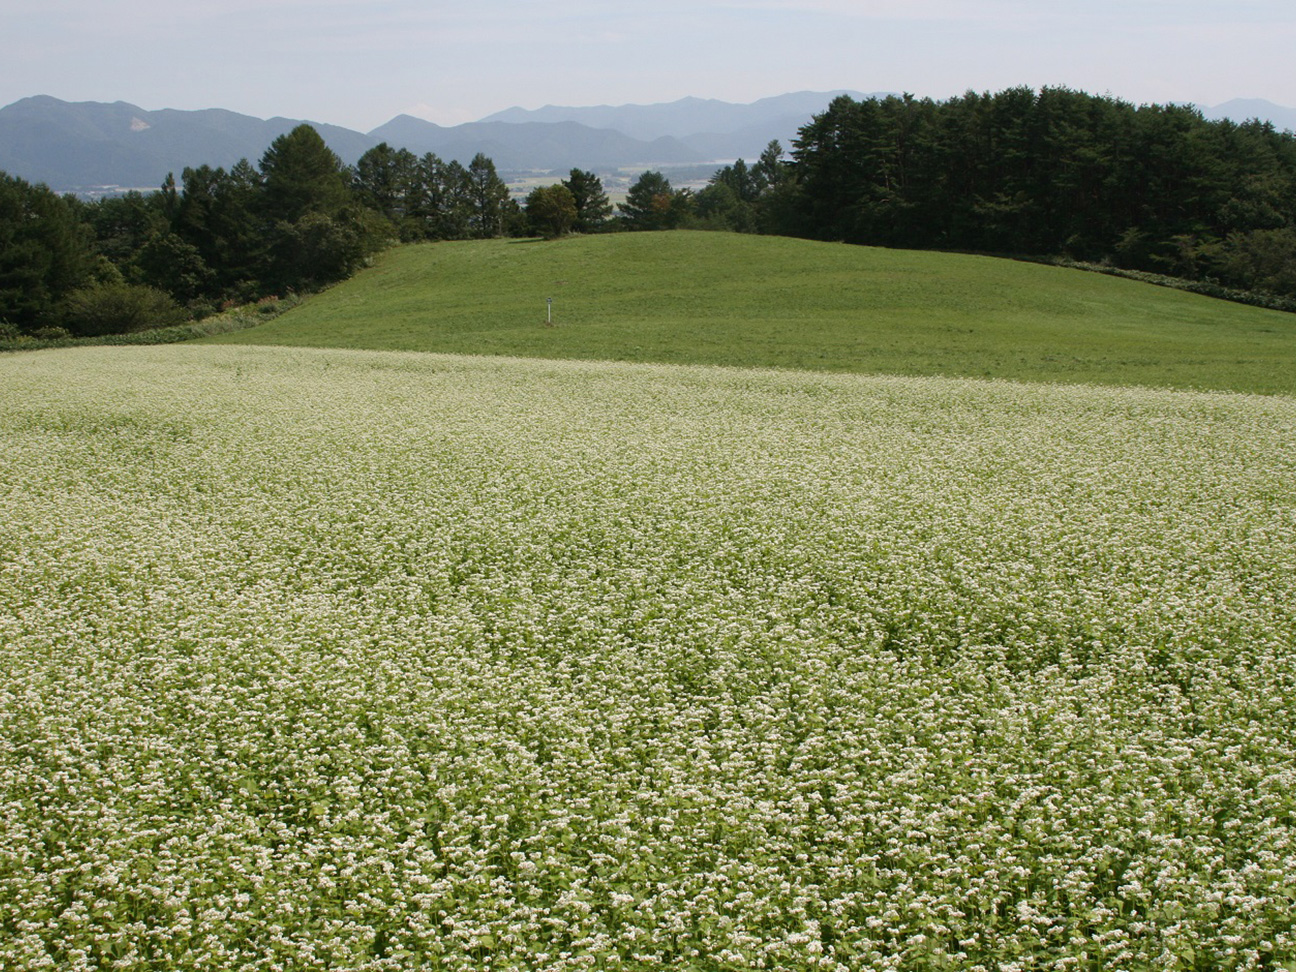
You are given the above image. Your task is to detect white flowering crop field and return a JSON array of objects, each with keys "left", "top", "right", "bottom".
[{"left": 2, "top": 345, "right": 1295, "bottom": 972}]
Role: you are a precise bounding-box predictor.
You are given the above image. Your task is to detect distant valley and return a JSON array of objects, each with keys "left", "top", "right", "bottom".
[{"left": 5, "top": 91, "right": 1293, "bottom": 197}]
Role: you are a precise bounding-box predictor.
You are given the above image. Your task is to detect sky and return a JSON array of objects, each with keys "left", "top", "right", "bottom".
[{"left": 4, "top": 0, "right": 1295, "bottom": 132}]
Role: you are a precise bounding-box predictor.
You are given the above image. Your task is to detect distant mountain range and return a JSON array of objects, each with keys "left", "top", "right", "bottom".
[
  {"left": 0, "top": 91, "right": 874, "bottom": 194},
  {"left": 365, "top": 117, "right": 704, "bottom": 171},
  {"left": 479, "top": 91, "right": 873, "bottom": 154},
  {"left": 1199, "top": 98, "right": 1296, "bottom": 132},
  {"left": 0, "top": 95, "right": 374, "bottom": 193},
  {"left": 2, "top": 92, "right": 1293, "bottom": 195}
]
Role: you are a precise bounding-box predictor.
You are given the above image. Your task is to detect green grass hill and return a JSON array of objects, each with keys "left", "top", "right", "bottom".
[{"left": 204, "top": 231, "right": 1296, "bottom": 395}]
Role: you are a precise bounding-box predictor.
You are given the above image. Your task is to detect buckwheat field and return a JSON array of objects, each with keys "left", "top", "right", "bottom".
[{"left": 2, "top": 345, "right": 1294, "bottom": 972}]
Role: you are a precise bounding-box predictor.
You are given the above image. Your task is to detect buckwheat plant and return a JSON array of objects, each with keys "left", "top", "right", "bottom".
[{"left": 1, "top": 345, "right": 1294, "bottom": 971}]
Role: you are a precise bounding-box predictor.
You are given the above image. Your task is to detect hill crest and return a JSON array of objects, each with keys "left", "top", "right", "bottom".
[{"left": 203, "top": 231, "right": 1296, "bottom": 397}]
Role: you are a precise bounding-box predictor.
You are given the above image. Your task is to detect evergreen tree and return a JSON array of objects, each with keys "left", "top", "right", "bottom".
[
  {"left": 0, "top": 172, "right": 91, "bottom": 329},
  {"left": 404, "top": 153, "right": 463, "bottom": 240},
  {"left": 85, "top": 190, "right": 170, "bottom": 271},
  {"left": 258, "top": 125, "right": 350, "bottom": 222},
  {"left": 175, "top": 162, "right": 265, "bottom": 297},
  {"left": 353, "top": 143, "right": 420, "bottom": 237},
  {"left": 619, "top": 171, "right": 692, "bottom": 230},
  {"left": 751, "top": 141, "right": 790, "bottom": 197},
  {"left": 561, "top": 168, "right": 613, "bottom": 231},
  {"left": 786, "top": 87, "right": 1296, "bottom": 294},
  {"left": 463, "top": 153, "right": 511, "bottom": 238}
]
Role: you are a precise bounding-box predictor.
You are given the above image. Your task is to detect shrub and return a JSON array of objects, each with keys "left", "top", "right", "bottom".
[{"left": 60, "top": 280, "right": 188, "bottom": 337}]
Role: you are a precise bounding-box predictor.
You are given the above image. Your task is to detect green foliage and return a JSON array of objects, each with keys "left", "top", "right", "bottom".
[
  {"left": 693, "top": 153, "right": 785, "bottom": 234},
  {"left": 174, "top": 160, "right": 266, "bottom": 296},
  {"left": 618, "top": 171, "right": 693, "bottom": 230},
  {"left": 352, "top": 142, "right": 420, "bottom": 223},
  {"left": 203, "top": 232, "right": 1296, "bottom": 396},
  {"left": 5, "top": 125, "right": 519, "bottom": 327},
  {"left": 1, "top": 293, "right": 301, "bottom": 352},
  {"left": 463, "top": 153, "right": 512, "bottom": 239},
  {"left": 561, "top": 168, "right": 613, "bottom": 231},
  {"left": 404, "top": 154, "right": 470, "bottom": 240},
  {"left": 1220, "top": 227, "right": 1296, "bottom": 294},
  {"left": 134, "top": 231, "right": 216, "bottom": 301},
  {"left": 258, "top": 124, "right": 351, "bottom": 221},
  {"left": 692, "top": 181, "right": 756, "bottom": 232},
  {"left": 0, "top": 172, "right": 92, "bottom": 329},
  {"left": 270, "top": 207, "right": 392, "bottom": 291},
  {"left": 1055, "top": 257, "right": 1296, "bottom": 313},
  {"left": 59, "top": 279, "right": 187, "bottom": 336},
  {"left": 788, "top": 88, "right": 1296, "bottom": 296},
  {"left": 525, "top": 183, "right": 578, "bottom": 238},
  {"left": 85, "top": 189, "right": 170, "bottom": 269}
]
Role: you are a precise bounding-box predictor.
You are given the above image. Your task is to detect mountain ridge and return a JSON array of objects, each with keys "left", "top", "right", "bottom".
[
  {"left": 479, "top": 90, "right": 878, "bottom": 139},
  {"left": 2, "top": 92, "right": 1293, "bottom": 195}
]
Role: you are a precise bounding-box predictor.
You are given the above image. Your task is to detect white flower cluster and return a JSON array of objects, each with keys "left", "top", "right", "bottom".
[{"left": 1, "top": 345, "right": 1294, "bottom": 971}]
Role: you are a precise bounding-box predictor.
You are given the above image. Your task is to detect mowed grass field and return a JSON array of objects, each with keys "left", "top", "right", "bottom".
[{"left": 203, "top": 231, "right": 1296, "bottom": 395}]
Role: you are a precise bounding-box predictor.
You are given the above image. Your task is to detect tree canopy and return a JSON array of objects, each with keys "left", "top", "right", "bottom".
[
  {"left": 259, "top": 125, "right": 351, "bottom": 221},
  {"left": 0, "top": 173, "right": 90, "bottom": 328},
  {"left": 1, "top": 123, "right": 527, "bottom": 337},
  {"left": 561, "top": 169, "right": 613, "bottom": 232},
  {"left": 782, "top": 88, "right": 1296, "bottom": 295},
  {"left": 525, "top": 184, "right": 578, "bottom": 239},
  {"left": 619, "top": 171, "right": 693, "bottom": 231}
]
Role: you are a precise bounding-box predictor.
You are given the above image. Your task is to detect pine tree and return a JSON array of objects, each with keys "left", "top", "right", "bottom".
[
  {"left": 561, "top": 169, "right": 612, "bottom": 231},
  {"left": 258, "top": 125, "right": 350, "bottom": 222}
]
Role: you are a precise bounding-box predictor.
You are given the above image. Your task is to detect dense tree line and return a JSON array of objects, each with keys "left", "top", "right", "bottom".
[
  {"left": 1, "top": 125, "right": 525, "bottom": 337},
  {"left": 782, "top": 88, "right": 1296, "bottom": 296},
  {"left": 604, "top": 142, "right": 792, "bottom": 235},
  {"left": 612, "top": 88, "right": 1296, "bottom": 300}
]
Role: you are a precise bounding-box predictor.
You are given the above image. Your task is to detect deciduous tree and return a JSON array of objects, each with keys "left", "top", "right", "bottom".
[{"left": 525, "top": 184, "right": 578, "bottom": 238}]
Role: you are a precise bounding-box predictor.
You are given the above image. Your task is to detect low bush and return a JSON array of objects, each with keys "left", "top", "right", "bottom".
[{"left": 60, "top": 280, "right": 188, "bottom": 337}]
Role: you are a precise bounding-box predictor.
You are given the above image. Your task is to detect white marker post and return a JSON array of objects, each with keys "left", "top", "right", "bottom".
[{"left": 547, "top": 297, "right": 553, "bottom": 324}]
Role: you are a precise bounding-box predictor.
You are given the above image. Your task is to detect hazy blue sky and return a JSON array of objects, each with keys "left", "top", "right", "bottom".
[{"left": 4, "top": 0, "right": 1294, "bottom": 130}]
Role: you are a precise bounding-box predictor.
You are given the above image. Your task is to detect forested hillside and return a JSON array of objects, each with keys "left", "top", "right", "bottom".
[
  {"left": 778, "top": 88, "right": 1296, "bottom": 297},
  {"left": 588, "top": 87, "right": 1296, "bottom": 301},
  {"left": 0, "top": 126, "right": 530, "bottom": 339},
  {"left": 4, "top": 86, "right": 1296, "bottom": 343}
]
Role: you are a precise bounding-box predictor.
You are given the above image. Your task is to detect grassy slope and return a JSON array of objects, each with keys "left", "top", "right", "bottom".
[{"left": 204, "top": 231, "right": 1296, "bottom": 395}]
